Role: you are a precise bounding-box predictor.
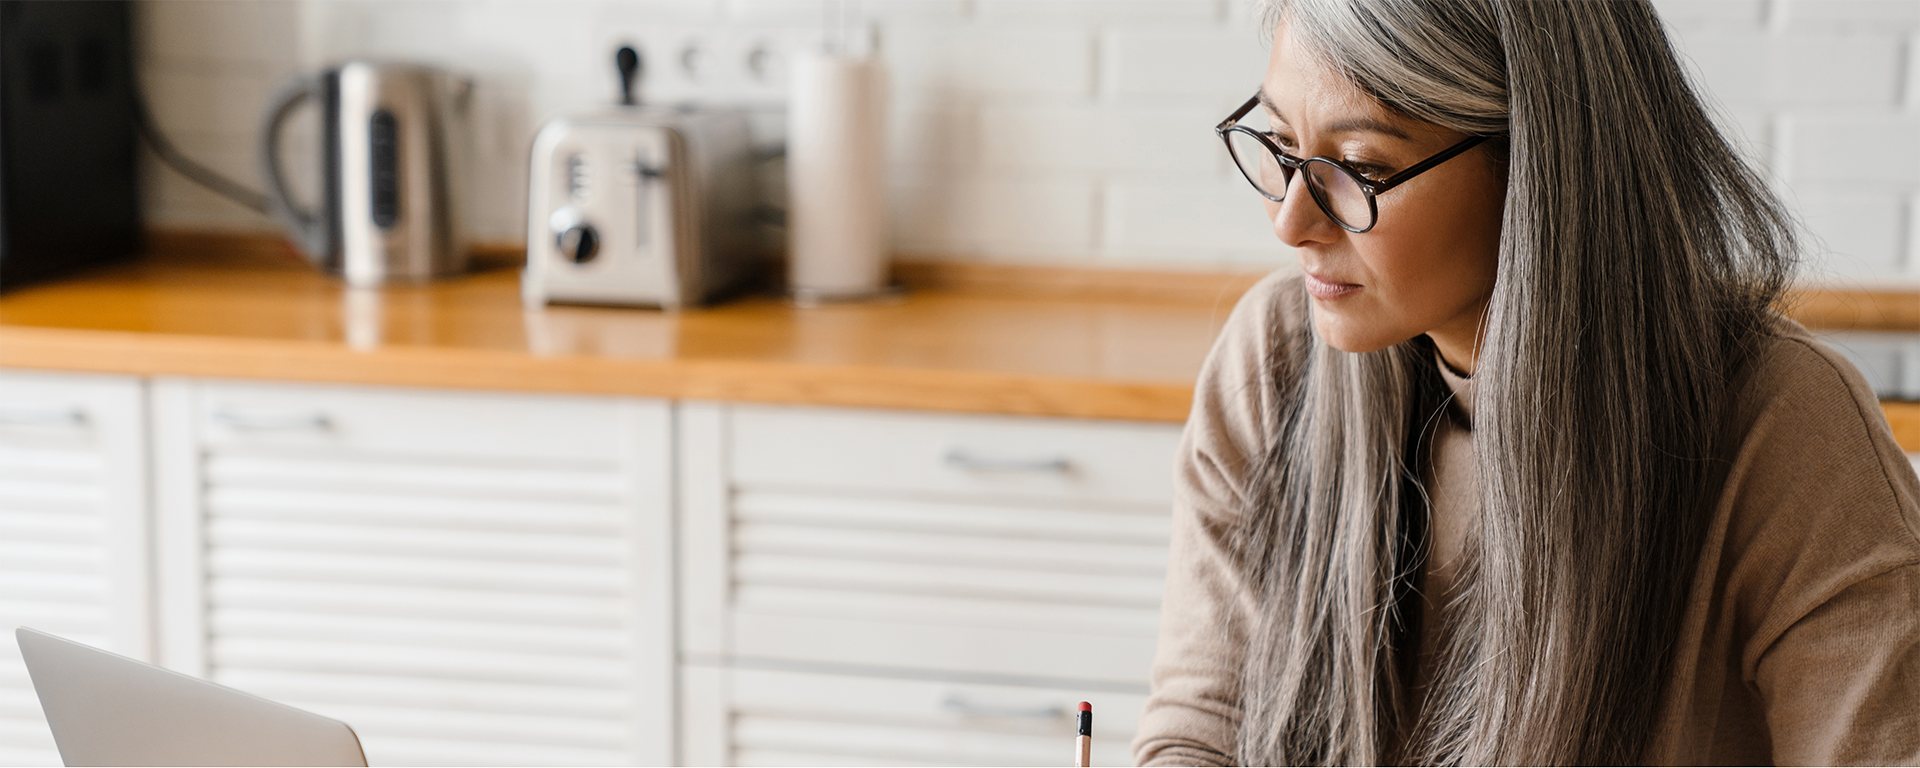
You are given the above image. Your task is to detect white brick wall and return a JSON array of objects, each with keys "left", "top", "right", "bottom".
[{"left": 134, "top": 0, "right": 1920, "bottom": 280}]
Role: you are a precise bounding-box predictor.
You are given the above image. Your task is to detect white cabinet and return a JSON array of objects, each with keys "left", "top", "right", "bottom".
[
  {"left": 0, "top": 371, "right": 150, "bottom": 767},
  {"left": 0, "top": 369, "right": 1183, "bottom": 767},
  {"left": 679, "top": 403, "right": 1181, "bottom": 767},
  {"left": 149, "top": 380, "right": 676, "bottom": 766}
]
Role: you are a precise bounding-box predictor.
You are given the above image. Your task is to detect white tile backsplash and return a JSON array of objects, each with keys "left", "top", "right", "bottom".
[
  {"left": 1651, "top": 0, "right": 1767, "bottom": 28},
  {"left": 1682, "top": 33, "right": 1904, "bottom": 106},
  {"left": 1909, "top": 195, "right": 1920, "bottom": 276},
  {"left": 134, "top": 0, "right": 1920, "bottom": 278},
  {"left": 974, "top": 103, "right": 1221, "bottom": 173},
  {"left": 1905, "top": 34, "right": 1920, "bottom": 111},
  {"left": 1795, "top": 188, "right": 1908, "bottom": 279},
  {"left": 974, "top": 0, "right": 1223, "bottom": 23},
  {"left": 1784, "top": 0, "right": 1920, "bottom": 30},
  {"left": 141, "top": 0, "right": 303, "bottom": 64},
  {"left": 886, "top": 25, "right": 1098, "bottom": 97},
  {"left": 892, "top": 175, "right": 1102, "bottom": 256},
  {"left": 1102, "top": 27, "right": 1267, "bottom": 99},
  {"left": 1105, "top": 178, "right": 1285, "bottom": 260},
  {"left": 729, "top": 0, "right": 975, "bottom": 23},
  {"left": 1788, "top": 115, "right": 1920, "bottom": 186}
]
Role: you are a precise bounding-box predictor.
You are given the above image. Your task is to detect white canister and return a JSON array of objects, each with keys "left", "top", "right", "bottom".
[{"left": 786, "top": 53, "right": 890, "bottom": 302}]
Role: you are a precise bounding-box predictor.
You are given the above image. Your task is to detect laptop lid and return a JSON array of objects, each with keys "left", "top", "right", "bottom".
[{"left": 15, "top": 627, "right": 368, "bottom": 767}]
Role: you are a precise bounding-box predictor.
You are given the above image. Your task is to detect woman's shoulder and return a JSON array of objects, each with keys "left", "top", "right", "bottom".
[
  {"left": 1190, "top": 269, "right": 1309, "bottom": 426},
  {"left": 1729, "top": 314, "right": 1919, "bottom": 520},
  {"left": 1207, "top": 269, "right": 1311, "bottom": 383},
  {"left": 1175, "top": 269, "right": 1307, "bottom": 513},
  {"left": 1711, "top": 313, "right": 1920, "bottom": 646},
  {"left": 1221, "top": 268, "right": 1310, "bottom": 343}
]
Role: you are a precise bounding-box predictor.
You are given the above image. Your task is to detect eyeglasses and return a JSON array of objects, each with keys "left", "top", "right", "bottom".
[{"left": 1216, "top": 93, "right": 1488, "bottom": 233}]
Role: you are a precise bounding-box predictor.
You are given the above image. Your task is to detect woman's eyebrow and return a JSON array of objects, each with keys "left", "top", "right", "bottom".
[
  {"left": 1257, "top": 87, "right": 1284, "bottom": 119},
  {"left": 1325, "top": 117, "right": 1411, "bottom": 140},
  {"left": 1254, "top": 87, "right": 1413, "bottom": 141}
]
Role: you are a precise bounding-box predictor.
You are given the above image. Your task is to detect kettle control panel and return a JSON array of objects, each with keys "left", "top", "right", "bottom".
[{"left": 369, "top": 109, "right": 400, "bottom": 229}]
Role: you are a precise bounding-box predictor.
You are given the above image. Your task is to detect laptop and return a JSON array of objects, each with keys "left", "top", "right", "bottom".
[{"left": 15, "top": 627, "right": 368, "bottom": 767}]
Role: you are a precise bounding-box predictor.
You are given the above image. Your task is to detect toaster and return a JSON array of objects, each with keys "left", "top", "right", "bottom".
[{"left": 523, "top": 108, "right": 762, "bottom": 308}]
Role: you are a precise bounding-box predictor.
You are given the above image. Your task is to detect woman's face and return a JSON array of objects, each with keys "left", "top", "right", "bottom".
[{"left": 1260, "top": 20, "right": 1506, "bottom": 370}]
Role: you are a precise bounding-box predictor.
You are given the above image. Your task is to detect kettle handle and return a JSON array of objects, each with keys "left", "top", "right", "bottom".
[{"left": 258, "top": 75, "right": 330, "bottom": 265}]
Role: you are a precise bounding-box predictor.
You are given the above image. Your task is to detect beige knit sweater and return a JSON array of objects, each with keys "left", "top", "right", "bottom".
[{"left": 1133, "top": 271, "right": 1920, "bottom": 766}]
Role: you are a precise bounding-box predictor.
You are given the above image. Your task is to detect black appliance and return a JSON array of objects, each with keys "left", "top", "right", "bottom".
[{"left": 0, "top": 0, "right": 140, "bottom": 291}]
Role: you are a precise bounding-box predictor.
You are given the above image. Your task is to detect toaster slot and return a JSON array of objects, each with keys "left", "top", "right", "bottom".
[{"left": 632, "top": 148, "right": 662, "bottom": 250}]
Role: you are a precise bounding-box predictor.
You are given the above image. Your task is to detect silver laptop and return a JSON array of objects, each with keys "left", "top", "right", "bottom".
[{"left": 16, "top": 627, "right": 367, "bottom": 767}]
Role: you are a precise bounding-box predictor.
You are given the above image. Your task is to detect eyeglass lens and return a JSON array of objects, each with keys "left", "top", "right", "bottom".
[
  {"left": 1224, "top": 130, "right": 1375, "bottom": 231},
  {"left": 1225, "top": 131, "right": 1292, "bottom": 199},
  {"left": 1303, "top": 159, "right": 1371, "bottom": 231}
]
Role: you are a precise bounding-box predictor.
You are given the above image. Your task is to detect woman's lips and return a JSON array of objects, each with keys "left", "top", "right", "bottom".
[{"left": 1303, "top": 271, "right": 1361, "bottom": 300}]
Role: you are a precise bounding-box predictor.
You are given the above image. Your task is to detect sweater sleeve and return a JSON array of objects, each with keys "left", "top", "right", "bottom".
[
  {"left": 1672, "top": 328, "right": 1920, "bottom": 764},
  {"left": 1131, "top": 272, "right": 1301, "bottom": 767},
  {"left": 1755, "top": 563, "right": 1920, "bottom": 765}
]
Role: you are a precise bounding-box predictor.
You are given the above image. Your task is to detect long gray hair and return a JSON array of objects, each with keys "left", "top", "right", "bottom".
[{"left": 1235, "top": 0, "right": 1797, "bottom": 764}]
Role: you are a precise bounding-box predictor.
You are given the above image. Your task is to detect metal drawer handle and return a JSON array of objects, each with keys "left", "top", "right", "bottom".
[
  {"left": 0, "top": 406, "right": 87, "bottom": 427},
  {"left": 939, "top": 692, "right": 1068, "bottom": 721},
  {"left": 943, "top": 448, "right": 1072, "bottom": 475},
  {"left": 213, "top": 409, "right": 333, "bottom": 432}
]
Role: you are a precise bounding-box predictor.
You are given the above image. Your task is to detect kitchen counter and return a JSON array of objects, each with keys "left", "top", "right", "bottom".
[
  {"left": 0, "top": 233, "right": 1238, "bottom": 422},
  {"left": 4, "top": 231, "right": 1919, "bottom": 442}
]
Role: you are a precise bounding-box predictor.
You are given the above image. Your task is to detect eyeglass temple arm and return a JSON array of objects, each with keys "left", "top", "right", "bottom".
[
  {"left": 1216, "top": 95, "right": 1260, "bottom": 133},
  {"left": 1369, "top": 135, "right": 1490, "bottom": 193}
]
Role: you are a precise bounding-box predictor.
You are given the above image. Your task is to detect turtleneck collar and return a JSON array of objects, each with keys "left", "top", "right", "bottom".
[{"left": 1435, "top": 351, "right": 1475, "bottom": 429}]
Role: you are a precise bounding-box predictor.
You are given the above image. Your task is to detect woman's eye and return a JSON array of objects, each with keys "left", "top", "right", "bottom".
[
  {"left": 1264, "top": 132, "right": 1297, "bottom": 151},
  {"left": 1347, "top": 162, "right": 1391, "bottom": 181}
]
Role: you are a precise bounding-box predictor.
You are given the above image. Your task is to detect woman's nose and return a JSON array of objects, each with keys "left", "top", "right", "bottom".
[{"left": 1271, "top": 174, "right": 1341, "bottom": 247}]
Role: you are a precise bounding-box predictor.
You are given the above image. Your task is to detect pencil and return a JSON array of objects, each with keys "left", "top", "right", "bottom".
[{"left": 1075, "top": 701, "right": 1091, "bottom": 767}]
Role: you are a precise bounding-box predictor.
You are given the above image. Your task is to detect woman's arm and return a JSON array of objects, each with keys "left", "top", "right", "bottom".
[
  {"left": 1755, "top": 563, "right": 1920, "bottom": 765},
  {"left": 1656, "top": 329, "right": 1920, "bottom": 764},
  {"left": 1132, "top": 273, "right": 1300, "bottom": 767}
]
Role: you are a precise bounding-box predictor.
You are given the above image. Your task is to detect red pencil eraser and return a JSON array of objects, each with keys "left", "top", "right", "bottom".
[{"left": 1078, "top": 701, "right": 1091, "bottom": 711}]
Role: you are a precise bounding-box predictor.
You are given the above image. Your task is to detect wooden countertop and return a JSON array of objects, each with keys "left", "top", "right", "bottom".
[
  {"left": 0, "top": 233, "right": 1240, "bottom": 422},
  {"left": 4, "top": 231, "right": 1920, "bottom": 440}
]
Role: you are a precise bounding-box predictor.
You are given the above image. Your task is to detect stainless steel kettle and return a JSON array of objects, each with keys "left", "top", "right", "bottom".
[{"left": 259, "top": 62, "right": 472, "bottom": 286}]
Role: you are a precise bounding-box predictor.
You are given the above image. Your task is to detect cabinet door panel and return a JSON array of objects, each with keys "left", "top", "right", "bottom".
[
  {"left": 0, "top": 371, "right": 148, "bottom": 767},
  {"left": 155, "top": 380, "right": 674, "bottom": 766}
]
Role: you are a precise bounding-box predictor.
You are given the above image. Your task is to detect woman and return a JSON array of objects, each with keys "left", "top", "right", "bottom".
[{"left": 1133, "top": 0, "right": 1920, "bottom": 764}]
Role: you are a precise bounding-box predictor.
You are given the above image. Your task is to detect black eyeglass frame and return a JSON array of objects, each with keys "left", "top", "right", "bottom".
[{"left": 1215, "top": 94, "right": 1489, "bottom": 234}]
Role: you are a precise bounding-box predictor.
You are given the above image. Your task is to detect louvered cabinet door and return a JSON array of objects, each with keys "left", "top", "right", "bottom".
[
  {"left": 678, "top": 403, "right": 1182, "bottom": 767},
  {"left": 151, "top": 380, "right": 674, "bottom": 767},
  {"left": 0, "top": 371, "right": 149, "bottom": 767}
]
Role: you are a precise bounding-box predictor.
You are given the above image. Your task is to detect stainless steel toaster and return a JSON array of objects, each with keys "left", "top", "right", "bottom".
[{"left": 523, "top": 108, "right": 762, "bottom": 309}]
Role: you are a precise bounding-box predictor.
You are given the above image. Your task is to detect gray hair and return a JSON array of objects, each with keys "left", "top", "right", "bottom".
[{"left": 1234, "top": 0, "right": 1796, "bottom": 764}]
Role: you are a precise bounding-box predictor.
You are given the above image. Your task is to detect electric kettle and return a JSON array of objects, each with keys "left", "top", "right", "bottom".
[{"left": 259, "top": 62, "right": 473, "bottom": 286}]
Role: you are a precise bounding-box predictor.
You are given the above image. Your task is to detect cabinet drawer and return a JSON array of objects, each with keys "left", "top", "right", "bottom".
[
  {"left": 730, "top": 611, "right": 1158, "bottom": 687},
  {"left": 729, "top": 406, "right": 1182, "bottom": 505},
  {"left": 722, "top": 666, "right": 1143, "bottom": 767},
  {"left": 192, "top": 381, "right": 629, "bottom": 464},
  {"left": 725, "top": 490, "right": 1166, "bottom": 685}
]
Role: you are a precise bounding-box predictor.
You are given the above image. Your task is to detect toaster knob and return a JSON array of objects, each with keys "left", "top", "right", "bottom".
[{"left": 556, "top": 224, "right": 600, "bottom": 264}]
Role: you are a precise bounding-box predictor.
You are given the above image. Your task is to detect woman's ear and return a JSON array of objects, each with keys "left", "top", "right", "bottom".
[{"left": 1481, "top": 137, "right": 1512, "bottom": 182}]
